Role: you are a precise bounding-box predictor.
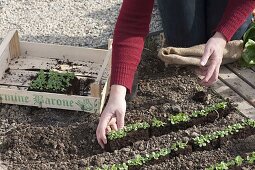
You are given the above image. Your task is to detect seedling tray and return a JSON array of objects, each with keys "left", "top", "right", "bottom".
[{"left": 0, "top": 30, "right": 112, "bottom": 113}]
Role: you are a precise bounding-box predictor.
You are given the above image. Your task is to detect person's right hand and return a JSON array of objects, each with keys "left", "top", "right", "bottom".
[{"left": 96, "top": 85, "right": 127, "bottom": 149}]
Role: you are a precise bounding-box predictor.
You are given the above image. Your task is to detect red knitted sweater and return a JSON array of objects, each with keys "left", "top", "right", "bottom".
[{"left": 111, "top": 0, "right": 255, "bottom": 92}]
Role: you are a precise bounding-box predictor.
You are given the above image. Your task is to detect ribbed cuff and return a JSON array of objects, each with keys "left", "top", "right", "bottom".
[
  {"left": 216, "top": 0, "right": 255, "bottom": 41},
  {"left": 110, "top": 63, "right": 136, "bottom": 93}
]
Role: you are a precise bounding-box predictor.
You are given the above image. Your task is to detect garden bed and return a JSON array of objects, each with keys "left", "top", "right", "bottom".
[{"left": 0, "top": 35, "right": 255, "bottom": 170}]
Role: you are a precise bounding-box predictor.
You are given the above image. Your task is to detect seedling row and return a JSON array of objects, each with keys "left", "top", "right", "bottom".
[
  {"left": 205, "top": 151, "right": 255, "bottom": 170},
  {"left": 106, "top": 102, "right": 231, "bottom": 151}
]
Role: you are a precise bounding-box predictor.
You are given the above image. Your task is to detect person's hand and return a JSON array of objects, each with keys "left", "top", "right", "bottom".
[
  {"left": 199, "top": 32, "right": 227, "bottom": 86},
  {"left": 96, "top": 85, "right": 127, "bottom": 149}
]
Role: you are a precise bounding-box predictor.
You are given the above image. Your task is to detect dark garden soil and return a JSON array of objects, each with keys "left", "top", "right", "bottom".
[{"left": 0, "top": 36, "right": 255, "bottom": 170}]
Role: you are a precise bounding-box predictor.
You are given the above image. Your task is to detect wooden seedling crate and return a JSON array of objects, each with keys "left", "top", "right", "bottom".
[{"left": 0, "top": 30, "right": 112, "bottom": 113}]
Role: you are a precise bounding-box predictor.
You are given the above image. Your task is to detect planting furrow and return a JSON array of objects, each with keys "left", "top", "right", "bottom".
[
  {"left": 106, "top": 102, "right": 233, "bottom": 151},
  {"left": 205, "top": 151, "right": 255, "bottom": 170},
  {"left": 90, "top": 141, "right": 191, "bottom": 170},
  {"left": 191, "top": 119, "right": 255, "bottom": 151}
]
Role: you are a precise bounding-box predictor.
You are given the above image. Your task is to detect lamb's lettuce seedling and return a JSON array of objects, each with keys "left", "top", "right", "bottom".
[
  {"left": 30, "top": 70, "right": 47, "bottom": 90},
  {"left": 169, "top": 113, "right": 190, "bottom": 125},
  {"left": 107, "top": 129, "right": 126, "bottom": 141},
  {"left": 151, "top": 118, "right": 166, "bottom": 127},
  {"left": 247, "top": 152, "right": 255, "bottom": 164},
  {"left": 190, "top": 102, "right": 227, "bottom": 118},
  {"left": 234, "top": 156, "right": 244, "bottom": 166},
  {"left": 30, "top": 70, "right": 75, "bottom": 92},
  {"left": 194, "top": 122, "right": 246, "bottom": 148},
  {"left": 107, "top": 122, "right": 150, "bottom": 140}
]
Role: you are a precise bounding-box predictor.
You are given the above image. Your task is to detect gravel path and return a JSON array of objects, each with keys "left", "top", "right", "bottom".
[{"left": 0, "top": 0, "right": 162, "bottom": 47}]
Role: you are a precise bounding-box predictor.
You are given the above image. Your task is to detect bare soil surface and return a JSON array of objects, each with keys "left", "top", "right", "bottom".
[{"left": 0, "top": 36, "right": 255, "bottom": 170}]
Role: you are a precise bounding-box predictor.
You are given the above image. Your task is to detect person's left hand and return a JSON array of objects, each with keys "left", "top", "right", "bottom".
[{"left": 198, "top": 32, "right": 227, "bottom": 86}]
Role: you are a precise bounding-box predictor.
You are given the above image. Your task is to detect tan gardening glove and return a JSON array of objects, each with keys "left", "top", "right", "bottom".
[{"left": 158, "top": 40, "right": 243, "bottom": 66}]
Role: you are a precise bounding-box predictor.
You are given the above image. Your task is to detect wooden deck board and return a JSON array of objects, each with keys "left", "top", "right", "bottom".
[
  {"left": 211, "top": 80, "right": 255, "bottom": 118},
  {"left": 210, "top": 64, "right": 255, "bottom": 119},
  {"left": 226, "top": 64, "right": 255, "bottom": 89},
  {"left": 219, "top": 66, "right": 255, "bottom": 107},
  {"left": 252, "top": 66, "right": 255, "bottom": 72}
]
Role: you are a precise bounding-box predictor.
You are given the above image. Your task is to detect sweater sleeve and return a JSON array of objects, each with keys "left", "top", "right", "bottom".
[
  {"left": 110, "top": 0, "right": 154, "bottom": 93},
  {"left": 216, "top": 0, "right": 255, "bottom": 41}
]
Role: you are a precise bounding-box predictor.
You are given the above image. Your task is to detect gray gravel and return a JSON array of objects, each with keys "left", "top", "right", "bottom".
[{"left": 0, "top": 0, "right": 162, "bottom": 47}]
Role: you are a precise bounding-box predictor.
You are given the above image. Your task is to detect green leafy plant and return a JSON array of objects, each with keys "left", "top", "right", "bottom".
[
  {"left": 191, "top": 102, "right": 227, "bottom": 118},
  {"left": 47, "top": 71, "right": 65, "bottom": 91},
  {"left": 244, "top": 22, "right": 255, "bottom": 44},
  {"left": 126, "top": 141, "right": 186, "bottom": 166},
  {"left": 170, "top": 141, "right": 188, "bottom": 151},
  {"left": 193, "top": 122, "right": 245, "bottom": 147},
  {"left": 206, "top": 152, "right": 255, "bottom": 170},
  {"left": 125, "top": 122, "right": 150, "bottom": 132},
  {"left": 234, "top": 156, "right": 244, "bottom": 166},
  {"left": 98, "top": 141, "right": 186, "bottom": 169},
  {"left": 30, "top": 70, "right": 47, "bottom": 90},
  {"left": 240, "top": 22, "right": 255, "bottom": 67},
  {"left": 169, "top": 113, "right": 190, "bottom": 125},
  {"left": 107, "top": 122, "right": 150, "bottom": 141},
  {"left": 107, "top": 129, "right": 127, "bottom": 141},
  {"left": 151, "top": 118, "right": 166, "bottom": 127},
  {"left": 244, "top": 119, "right": 255, "bottom": 128},
  {"left": 127, "top": 154, "right": 146, "bottom": 166},
  {"left": 193, "top": 135, "right": 210, "bottom": 147},
  {"left": 247, "top": 152, "right": 255, "bottom": 164},
  {"left": 30, "top": 70, "right": 75, "bottom": 92}
]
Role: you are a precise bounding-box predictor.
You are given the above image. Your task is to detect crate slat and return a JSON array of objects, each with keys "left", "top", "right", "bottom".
[
  {"left": 20, "top": 41, "right": 108, "bottom": 64},
  {"left": 0, "top": 88, "right": 100, "bottom": 113},
  {"left": 0, "top": 31, "right": 18, "bottom": 79},
  {"left": 0, "top": 70, "right": 37, "bottom": 87},
  {"left": 0, "top": 85, "right": 28, "bottom": 90},
  {"left": 10, "top": 56, "right": 101, "bottom": 78}
]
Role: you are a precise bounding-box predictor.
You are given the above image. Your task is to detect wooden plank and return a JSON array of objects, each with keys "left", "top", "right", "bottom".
[
  {"left": 20, "top": 41, "right": 108, "bottom": 64},
  {"left": 219, "top": 66, "right": 255, "bottom": 107},
  {"left": 90, "top": 44, "right": 112, "bottom": 98},
  {"left": 9, "top": 56, "right": 101, "bottom": 78},
  {"left": 211, "top": 80, "right": 255, "bottom": 119},
  {"left": 9, "top": 57, "right": 58, "bottom": 70},
  {"left": 0, "top": 88, "right": 100, "bottom": 113},
  {"left": 95, "top": 49, "right": 112, "bottom": 83},
  {"left": 0, "top": 70, "right": 37, "bottom": 87},
  {"left": 0, "top": 85, "right": 28, "bottom": 90},
  {"left": 99, "top": 77, "right": 110, "bottom": 113},
  {"left": 0, "top": 30, "right": 17, "bottom": 79},
  {"left": 0, "top": 46, "right": 11, "bottom": 80},
  {"left": 0, "top": 70, "right": 91, "bottom": 87},
  {"left": 226, "top": 64, "right": 255, "bottom": 89},
  {"left": 9, "top": 31, "right": 21, "bottom": 59},
  {"left": 252, "top": 66, "right": 255, "bottom": 72}
]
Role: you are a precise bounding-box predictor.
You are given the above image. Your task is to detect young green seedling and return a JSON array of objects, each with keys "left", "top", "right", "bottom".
[{"left": 151, "top": 118, "right": 166, "bottom": 127}]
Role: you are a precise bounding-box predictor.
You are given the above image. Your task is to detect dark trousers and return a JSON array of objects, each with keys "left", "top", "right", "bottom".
[{"left": 157, "top": 0, "right": 253, "bottom": 47}]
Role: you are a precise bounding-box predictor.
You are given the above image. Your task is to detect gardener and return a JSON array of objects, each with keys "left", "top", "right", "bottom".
[{"left": 96, "top": 0, "right": 255, "bottom": 148}]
